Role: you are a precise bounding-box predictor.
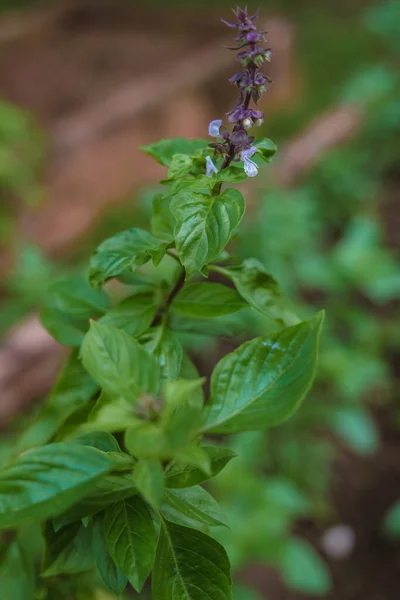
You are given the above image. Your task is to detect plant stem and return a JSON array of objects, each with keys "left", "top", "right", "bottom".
[{"left": 151, "top": 269, "right": 186, "bottom": 327}]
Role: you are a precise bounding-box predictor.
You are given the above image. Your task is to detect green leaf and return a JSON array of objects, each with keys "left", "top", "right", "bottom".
[
  {"left": 161, "top": 486, "right": 228, "bottom": 529},
  {"left": 41, "top": 307, "right": 87, "bottom": 346},
  {"left": 89, "top": 228, "right": 166, "bottom": 288},
  {"left": 53, "top": 473, "right": 137, "bottom": 530},
  {"left": 168, "top": 153, "right": 194, "bottom": 179},
  {"left": 17, "top": 350, "right": 98, "bottom": 452},
  {"left": 172, "top": 446, "right": 211, "bottom": 478},
  {"left": 125, "top": 422, "right": 170, "bottom": 459},
  {"left": 92, "top": 515, "right": 128, "bottom": 596},
  {"left": 180, "top": 353, "right": 205, "bottom": 404},
  {"left": 42, "top": 521, "right": 94, "bottom": 577},
  {"left": 45, "top": 276, "right": 109, "bottom": 319},
  {"left": 225, "top": 258, "right": 284, "bottom": 320},
  {"left": 216, "top": 165, "right": 248, "bottom": 184},
  {"left": 87, "top": 393, "right": 141, "bottom": 432},
  {"left": 73, "top": 431, "right": 121, "bottom": 453},
  {"left": 165, "top": 446, "right": 237, "bottom": 488},
  {"left": 141, "top": 138, "right": 208, "bottom": 166},
  {"left": 81, "top": 321, "right": 159, "bottom": 402},
  {"left": 103, "top": 497, "right": 156, "bottom": 592},
  {"left": 171, "top": 282, "right": 248, "bottom": 318},
  {"left": 161, "top": 379, "right": 205, "bottom": 447},
  {"left": 171, "top": 189, "right": 245, "bottom": 277},
  {"left": 151, "top": 193, "right": 175, "bottom": 242},
  {"left": 281, "top": 538, "right": 331, "bottom": 594},
  {"left": 134, "top": 459, "right": 165, "bottom": 509},
  {"left": 255, "top": 138, "right": 278, "bottom": 162},
  {"left": 0, "top": 443, "right": 111, "bottom": 530},
  {"left": 0, "top": 541, "right": 34, "bottom": 600},
  {"left": 99, "top": 293, "right": 158, "bottom": 336},
  {"left": 203, "top": 312, "right": 324, "bottom": 433},
  {"left": 152, "top": 519, "right": 233, "bottom": 600},
  {"left": 141, "top": 325, "right": 183, "bottom": 383},
  {"left": 383, "top": 499, "right": 400, "bottom": 538}
]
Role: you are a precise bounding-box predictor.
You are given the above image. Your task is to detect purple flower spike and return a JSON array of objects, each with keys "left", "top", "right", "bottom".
[
  {"left": 206, "top": 155, "right": 218, "bottom": 177},
  {"left": 207, "top": 7, "right": 272, "bottom": 177},
  {"left": 208, "top": 119, "right": 223, "bottom": 137}
]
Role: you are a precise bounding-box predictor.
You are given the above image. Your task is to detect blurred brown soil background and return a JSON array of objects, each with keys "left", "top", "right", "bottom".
[{"left": 0, "top": 1, "right": 399, "bottom": 599}]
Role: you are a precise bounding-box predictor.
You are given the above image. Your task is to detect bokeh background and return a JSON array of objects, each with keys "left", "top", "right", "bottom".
[{"left": 0, "top": 0, "right": 399, "bottom": 598}]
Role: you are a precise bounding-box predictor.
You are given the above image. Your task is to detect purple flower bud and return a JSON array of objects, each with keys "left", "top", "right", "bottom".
[
  {"left": 246, "top": 31, "right": 263, "bottom": 43},
  {"left": 228, "top": 72, "right": 243, "bottom": 85},
  {"left": 208, "top": 119, "right": 223, "bottom": 137},
  {"left": 231, "top": 129, "right": 251, "bottom": 146},
  {"left": 265, "top": 49, "right": 273, "bottom": 62},
  {"left": 205, "top": 156, "right": 218, "bottom": 177}
]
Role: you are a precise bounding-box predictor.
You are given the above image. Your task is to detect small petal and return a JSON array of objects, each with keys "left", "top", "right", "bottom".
[
  {"left": 240, "top": 146, "right": 257, "bottom": 160},
  {"left": 206, "top": 156, "right": 218, "bottom": 177},
  {"left": 243, "top": 157, "right": 258, "bottom": 177},
  {"left": 208, "top": 119, "right": 223, "bottom": 137}
]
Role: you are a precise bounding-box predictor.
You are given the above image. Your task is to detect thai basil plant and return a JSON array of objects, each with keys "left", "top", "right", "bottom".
[{"left": 0, "top": 8, "right": 324, "bottom": 599}]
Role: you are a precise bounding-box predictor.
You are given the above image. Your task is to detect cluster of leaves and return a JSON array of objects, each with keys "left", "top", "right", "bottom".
[{"left": 0, "top": 131, "right": 324, "bottom": 600}]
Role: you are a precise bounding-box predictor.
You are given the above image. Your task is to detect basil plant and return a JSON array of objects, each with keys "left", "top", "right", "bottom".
[{"left": 0, "top": 7, "right": 324, "bottom": 600}]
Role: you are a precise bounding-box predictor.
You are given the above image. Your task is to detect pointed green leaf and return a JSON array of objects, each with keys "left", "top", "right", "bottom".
[
  {"left": 171, "top": 189, "right": 245, "bottom": 276},
  {"left": 168, "top": 153, "right": 194, "bottom": 179},
  {"left": 41, "top": 307, "right": 87, "bottom": 347},
  {"left": 171, "top": 282, "right": 248, "bottom": 318},
  {"left": 103, "top": 497, "right": 156, "bottom": 592},
  {"left": 172, "top": 446, "right": 211, "bottom": 478},
  {"left": 204, "top": 312, "right": 324, "bottom": 433},
  {"left": 161, "top": 486, "right": 228, "bottom": 529},
  {"left": 165, "top": 446, "right": 237, "bottom": 488},
  {"left": 255, "top": 138, "right": 277, "bottom": 162},
  {"left": 141, "top": 138, "right": 208, "bottom": 166},
  {"left": 134, "top": 459, "right": 165, "bottom": 509},
  {"left": 0, "top": 443, "right": 111, "bottom": 530},
  {"left": 81, "top": 321, "right": 159, "bottom": 402},
  {"left": 73, "top": 431, "right": 121, "bottom": 453},
  {"left": 87, "top": 393, "right": 141, "bottom": 432},
  {"left": 99, "top": 293, "right": 158, "bottom": 336},
  {"left": 151, "top": 193, "right": 175, "bottom": 242},
  {"left": 125, "top": 423, "right": 172, "bottom": 460},
  {"left": 42, "top": 522, "right": 94, "bottom": 577},
  {"left": 152, "top": 520, "right": 233, "bottom": 600},
  {"left": 89, "top": 228, "right": 166, "bottom": 288},
  {"left": 92, "top": 515, "right": 128, "bottom": 596},
  {"left": 45, "top": 276, "right": 109, "bottom": 319},
  {"left": 225, "top": 258, "right": 285, "bottom": 320},
  {"left": 53, "top": 473, "right": 137, "bottom": 530},
  {"left": 141, "top": 325, "right": 183, "bottom": 383}
]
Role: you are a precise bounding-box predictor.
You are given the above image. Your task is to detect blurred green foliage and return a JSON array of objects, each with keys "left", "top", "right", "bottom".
[{"left": 0, "top": 100, "right": 45, "bottom": 244}]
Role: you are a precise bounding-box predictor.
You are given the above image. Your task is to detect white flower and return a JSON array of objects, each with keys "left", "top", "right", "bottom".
[
  {"left": 208, "top": 119, "right": 223, "bottom": 137},
  {"left": 206, "top": 155, "right": 218, "bottom": 177},
  {"left": 240, "top": 146, "right": 259, "bottom": 178}
]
